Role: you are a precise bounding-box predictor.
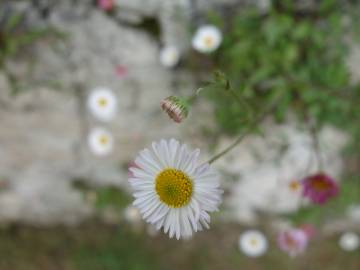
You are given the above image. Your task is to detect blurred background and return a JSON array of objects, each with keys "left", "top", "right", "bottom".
[{"left": 0, "top": 0, "right": 359, "bottom": 269}]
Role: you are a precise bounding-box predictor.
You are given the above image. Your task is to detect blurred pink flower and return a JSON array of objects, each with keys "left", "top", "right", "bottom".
[
  {"left": 97, "top": 0, "right": 114, "bottom": 11},
  {"left": 301, "top": 173, "right": 339, "bottom": 204},
  {"left": 278, "top": 228, "right": 308, "bottom": 257},
  {"left": 115, "top": 65, "right": 128, "bottom": 79},
  {"left": 299, "top": 224, "right": 316, "bottom": 240}
]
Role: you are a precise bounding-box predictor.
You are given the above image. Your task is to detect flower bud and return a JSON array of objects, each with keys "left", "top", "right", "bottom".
[{"left": 160, "top": 96, "right": 190, "bottom": 123}]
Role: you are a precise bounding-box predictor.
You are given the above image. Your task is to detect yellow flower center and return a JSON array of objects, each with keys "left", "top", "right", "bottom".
[
  {"left": 155, "top": 168, "right": 193, "bottom": 208},
  {"left": 204, "top": 36, "right": 214, "bottom": 47},
  {"left": 98, "top": 135, "right": 108, "bottom": 145},
  {"left": 250, "top": 238, "right": 258, "bottom": 246},
  {"left": 98, "top": 97, "right": 108, "bottom": 107},
  {"left": 311, "top": 178, "right": 330, "bottom": 191},
  {"left": 289, "top": 180, "right": 300, "bottom": 191}
]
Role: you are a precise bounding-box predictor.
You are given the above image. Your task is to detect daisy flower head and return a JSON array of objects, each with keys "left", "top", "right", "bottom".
[
  {"left": 339, "top": 232, "right": 359, "bottom": 252},
  {"left": 301, "top": 173, "right": 339, "bottom": 204},
  {"left": 88, "top": 87, "right": 117, "bottom": 122},
  {"left": 278, "top": 228, "right": 308, "bottom": 257},
  {"left": 88, "top": 127, "right": 114, "bottom": 156},
  {"left": 159, "top": 46, "right": 180, "bottom": 68},
  {"left": 239, "top": 230, "right": 268, "bottom": 257},
  {"left": 160, "top": 96, "right": 190, "bottom": 123},
  {"left": 97, "top": 0, "right": 114, "bottom": 11},
  {"left": 124, "top": 205, "right": 142, "bottom": 224},
  {"left": 288, "top": 179, "right": 302, "bottom": 193},
  {"left": 128, "top": 139, "right": 223, "bottom": 240},
  {"left": 192, "top": 25, "right": 222, "bottom": 54}
]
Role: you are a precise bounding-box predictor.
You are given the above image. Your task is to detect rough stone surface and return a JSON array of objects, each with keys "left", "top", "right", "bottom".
[
  {"left": 217, "top": 122, "right": 348, "bottom": 223},
  {"left": 0, "top": 0, "right": 354, "bottom": 226}
]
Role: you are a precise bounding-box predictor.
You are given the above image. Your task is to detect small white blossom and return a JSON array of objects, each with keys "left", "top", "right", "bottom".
[
  {"left": 124, "top": 205, "right": 142, "bottom": 224},
  {"left": 339, "top": 232, "right": 359, "bottom": 251},
  {"left": 192, "top": 25, "right": 222, "bottom": 53},
  {"left": 239, "top": 230, "right": 268, "bottom": 257},
  {"left": 159, "top": 46, "right": 180, "bottom": 68},
  {"left": 88, "top": 87, "right": 117, "bottom": 122},
  {"left": 88, "top": 127, "right": 114, "bottom": 156}
]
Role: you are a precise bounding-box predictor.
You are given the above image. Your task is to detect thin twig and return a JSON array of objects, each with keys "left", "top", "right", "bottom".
[{"left": 309, "top": 121, "right": 323, "bottom": 171}]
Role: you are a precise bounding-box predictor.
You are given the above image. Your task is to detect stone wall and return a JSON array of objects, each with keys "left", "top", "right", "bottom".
[{"left": 0, "top": 0, "right": 355, "bottom": 226}]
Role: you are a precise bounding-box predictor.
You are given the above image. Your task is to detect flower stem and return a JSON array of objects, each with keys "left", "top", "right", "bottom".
[{"left": 309, "top": 122, "right": 323, "bottom": 171}]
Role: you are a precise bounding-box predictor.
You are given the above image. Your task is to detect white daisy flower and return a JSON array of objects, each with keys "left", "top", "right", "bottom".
[
  {"left": 124, "top": 205, "right": 142, "bottom": 224},
  {"left": 159, "top": 46, "right": 180, "bottom": 68},
  {"left": 339, "top": 232, "right": 360, "bottom": 251},
  {"left": 192, "top": 25, "right": 222, "bottom": 54},
  {"left": 129, "top": 139, "right": 223, "bottom": 240},
  {"left": 88, "top": 87, "right": 117, "bottom": 121},
  {"left": 239, "top": 230, "right": 268, "bottom": 257},
  {"left": 88, "top": 127, "right": 114, "bottom": 156},
  {"left": 146, "top": 224, "right": 159, "bottom": 237}
]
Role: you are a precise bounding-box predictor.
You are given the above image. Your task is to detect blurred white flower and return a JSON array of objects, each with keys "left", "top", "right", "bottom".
[
  {"left": 124, "top": 205, "right": 142, "bottom": 224},
  {"left": 88, "top": 87, "right": 117, "bottom": 121},
  {"left": 146, "top": 224, "right": 159, "bottom": 237},
  {"left": 88, "top": 127, "right": 114, "bottom": 156},
  {"left": 347, "top": 204, "right": 360, "bottom": 223},
  {"left": 192, "top": 25, "right": 222, "bottom": 53},
  {"left": 129, "top": 139, "right": 222, "bottom": 240},
  {"left": 239, "top": 230, "right": 268, "bottom": 257},
  {"left": 339, "top": 232, "right": 360, "bottom": 251},
  {"left": 159, "top": 46, "right": 180, "bottom": 68}
]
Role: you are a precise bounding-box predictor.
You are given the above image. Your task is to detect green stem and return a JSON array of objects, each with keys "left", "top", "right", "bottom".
[
  {"left": 187, "top": 87, "right": 205, "bottom": 104},
  {"left": 309, "top": 121, "right": 323, "bottom": 171}
]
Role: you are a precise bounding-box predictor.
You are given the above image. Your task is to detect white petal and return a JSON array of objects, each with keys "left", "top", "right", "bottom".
[
  {"left": 151, "top": 142, "right": 167, "bottom": 168},
  {"left": 130, "top": 167, "right": 155, "bottom": 179},
  {"left": 160, "top": 139, "right": 171, "bottom": 167}
]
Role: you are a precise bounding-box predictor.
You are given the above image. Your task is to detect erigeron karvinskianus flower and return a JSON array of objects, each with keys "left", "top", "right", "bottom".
[
  {"left": 128, "top": 139, "right": 223, "bottom": 239},
  {"left": 88, "top": 127, "right": 114, "bottom": 156},
  {"left": 239, "top": 230, "right": 268, "bottom": 257},
  {"left": 124, "top": 205, "right": 142, "bottom": 224},
  {"left": 159, "top": 46, "right": 180, "bottom": 68},
  {"left": 88, "top": 87, "right": 117, "bottom": 122},
  {"left": 299, "top": 224, "right": 316, "bottom": 240},
  {"left": 160, "top": 96, "right": 190, "bottom": 123},
  {"left": 192, "top": 25, "right": 222, "bottom": 53},
  {"left": 278, "top": 228, "right": 308, "bottom": 257},
  {"left": 97, "top": 0, "right": 114, "bottom": 11},
  {"left": 288, "top": 179, "right": 302, "bottom": 193},
  {"left": 339, "top": 232, "right": 359, "bottom": 251},
  {"left": 115, "top": 64, "right": 128, "bottom": 79},
  {"left": 301, "top": 173, "right": 339, "bottom": 204}
]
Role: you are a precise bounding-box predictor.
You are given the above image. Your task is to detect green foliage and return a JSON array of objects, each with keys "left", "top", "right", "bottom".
[
  {"left": 73, "top": 228, "right": 158, "bottom": 270},
  {"left": 95, "top": 186, "right": 132, "bottom": 210},
  {"left": 0, "top": 13, "right": 46, "bottom": 62},
  {"left": 0, "top": 10, "right": 61, "bottom": 95},
  {"left": 0, "top": 224, "right": 359, "bottom": 270},
  {"left": 206, "top": 3, "right": 359, "bottom": 142},
  {"left": 72, "top": 179, "right": 131, "bottom": 210}
]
